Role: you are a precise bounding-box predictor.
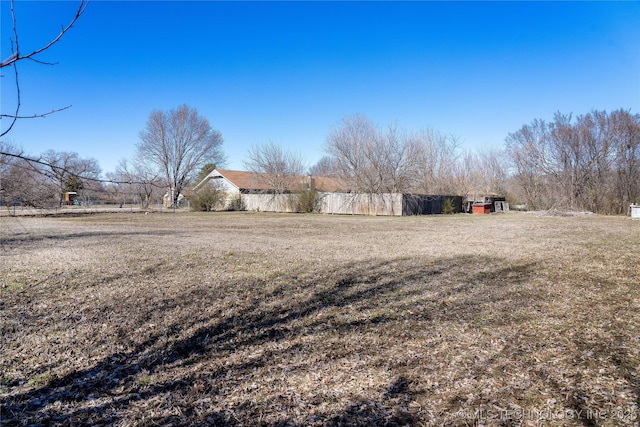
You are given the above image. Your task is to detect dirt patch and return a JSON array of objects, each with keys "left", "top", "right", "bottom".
[{"left": 1, "top": 212, "right": 639, "bottom": 426}]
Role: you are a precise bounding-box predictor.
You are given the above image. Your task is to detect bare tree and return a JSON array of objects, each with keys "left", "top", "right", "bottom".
[
  {"left": 1, "top": 0, "right": 89, "bottom": 137},
  {"left": 309, "top": 156, "right": 339, "bottom": 177},
  {"left": 566, "top": 111, "right": 617, "bottom": 212},
  {"left": 114, "top": 159, "right": 162, "bottom": 209},
  {"left": 324, "top": 115, "right": 473, "bottom": 197},
  {"left": 324, "top": 114, "right": 417, "bottom": 194},
  {"left": 136, "top": 104, "right": 225, "bottom": 207},
  {"left": 243, "top": 141, "right": 306, "bottom": 194},
  {"left": 377, "top": 124, "right": 414, "bottom": 193},
  {"left": 406, "top": 129, "right": 460, "bottom": 194},
  {"left": 1, "top": 146, "right": 102, "bottom": 208},
  {"left": 39, "top": 150, "right": 101, "bottom": 205},
  {"left": 445, "top": 147, "right": 509, "bottom": 204},
  {"left": 0, "top": 141, "right": 20, "bottom": 182},
  {"left": 448, "top": 149, "right": 477, "bottom": 202},
  {"left": 506, "top": 110, "right": 640, "bottom": 213},
  {"left": 1, "top": 159, "right": 57, "bottom": 209},
  {"left": 505, "top": 118, "right": 555, "bottom": 209},
  {"left": 612, "top": 110, "right": 640, "bottom": 211},
  {"left": 474, "top": 147, "right": 509, "bottom": 196},
  {"left": 324, "top": 114, "right": 376, "bottom": 193},
  {"left": 0, "top": 142, "right": 29, "bottom": 207}
]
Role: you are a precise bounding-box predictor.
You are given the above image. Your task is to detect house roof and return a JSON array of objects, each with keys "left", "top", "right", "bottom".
[
  {"left": 199, "top": 169, "right": 347, "bottom": 193},
  {"left": 215, "top": 169, "right": 271, "bottom": 191},
  {"left": 312, "top": 175, "right": 348, "bottom": 193}
]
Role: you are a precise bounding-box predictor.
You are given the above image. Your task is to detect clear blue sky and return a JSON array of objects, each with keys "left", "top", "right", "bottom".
[{"left": 2, "top": 1, "right": 639, "bottom": 175}]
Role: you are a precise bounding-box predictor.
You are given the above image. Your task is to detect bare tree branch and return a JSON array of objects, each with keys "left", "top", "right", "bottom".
[
  {"left": 0, "top": 0, "right": 88, "bottom": 137},
  {"left": 0, "top": 150, "right": 163, "bottom": 188},
  {"left": 0, "top": 105, "right": 72, "bottom": 120},
  {"left": 243, "top": 141, "right": 306, "bottom": 194},
  {"left": 0, "top": 0, "right": 89, "bottom": 69}
]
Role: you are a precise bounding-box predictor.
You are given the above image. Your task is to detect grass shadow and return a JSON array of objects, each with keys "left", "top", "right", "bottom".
[{"left": 2, "top": 254, "right": 546, "bottom": 426}]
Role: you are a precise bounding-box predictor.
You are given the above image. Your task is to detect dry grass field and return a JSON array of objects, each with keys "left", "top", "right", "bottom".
[{"left": 1, "top": 211, "right": 639, "bottom": 426}]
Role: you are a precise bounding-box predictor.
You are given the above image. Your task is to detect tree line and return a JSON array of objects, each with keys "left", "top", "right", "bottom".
[
  {"left": 309, "top": 109, "right": 639, "bottom": 214},
  {"left": 506, "top": 109, "right": 640, "bottom": 214},
  {"left": 1, "top": 106, "right": 638, "bottom": 214},
  {"left": 318, "top": 113, "right": 508, "bottom": 201},
  {"left": 0, "top": 146, "right": 102, "bottom": 208}
]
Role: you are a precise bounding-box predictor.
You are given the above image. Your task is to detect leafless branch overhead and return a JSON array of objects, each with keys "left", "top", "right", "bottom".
[
  {"left": 0, "top": 0, "right": 89, "bottom": 69},
  {"left": 0, "top": 105, "right": 72, "bottom": 120},
  {"left": 0, "top": 0, "right": 88, "bottom": 137},
  {"left": 0, "top": 151, "right": 163, "bottom": 187}
]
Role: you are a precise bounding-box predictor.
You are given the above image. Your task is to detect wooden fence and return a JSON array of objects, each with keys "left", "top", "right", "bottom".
[
  {"left": 318, "top": 193, "right": 403, "bottom": 216},
  {"left": 237, "top": 193, "right": 464, "bottom": 216},
  {"left": 240, "top": 192, "right": 404, "bottom": 216},
  {"left": 241, "top": 194, "right": 295, "bottom": 213}
]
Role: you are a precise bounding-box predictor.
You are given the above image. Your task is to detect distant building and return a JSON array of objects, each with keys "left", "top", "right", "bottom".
[{"left": 192, "top": 169, "right": 463, "bottom": 216}]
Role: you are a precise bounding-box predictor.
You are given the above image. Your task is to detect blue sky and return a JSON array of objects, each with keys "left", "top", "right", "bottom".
[{"left": 1, "top": 1, "right": 639, "bottom": 175}]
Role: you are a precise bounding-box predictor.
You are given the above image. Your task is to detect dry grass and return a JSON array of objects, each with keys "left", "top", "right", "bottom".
[{"left": 1, "top": 211, "right": 639, "bottom": 426}]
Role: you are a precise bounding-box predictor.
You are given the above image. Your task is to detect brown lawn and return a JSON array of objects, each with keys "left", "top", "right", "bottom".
[{"left": 1, "top": 212, "right": 639, "bottom": 426}]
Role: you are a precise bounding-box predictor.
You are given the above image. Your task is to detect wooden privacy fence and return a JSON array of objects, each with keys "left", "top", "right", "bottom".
[
  {"left": 240, "top": 193, "right": 403, "bottom": 215},
  {"left": 319, "top": 193, "right": 403, "bottom": 216},
  {"left": 239, "top": 193, "right": 462, "bottom": 216},
  {"left": 241, "top": 194, "right": 294, "bottom": 213}
]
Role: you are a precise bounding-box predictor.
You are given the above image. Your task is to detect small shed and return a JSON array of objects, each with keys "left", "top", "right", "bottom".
[
  {"left": 631, "top": 204, "right": 640, "bottom": 219},
  {"left": 472, "top": 203, "right": 492, "bottom": 214},
  {"left": 64, "top": 192, "right": 78, "bottom": 205}
]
